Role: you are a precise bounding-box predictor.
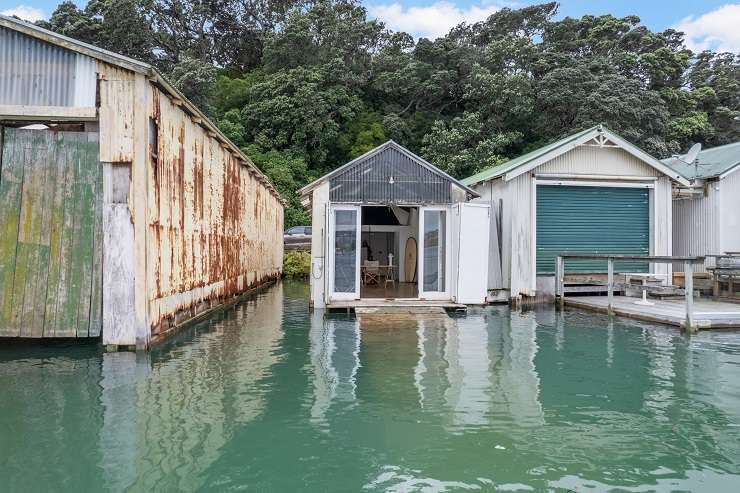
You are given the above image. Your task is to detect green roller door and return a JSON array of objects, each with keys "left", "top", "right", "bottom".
[{"left": 536, "top": 185, "right": 649, "bottom": 274}]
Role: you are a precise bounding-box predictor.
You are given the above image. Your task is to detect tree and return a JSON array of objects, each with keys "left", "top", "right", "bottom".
[
  {"left": 39, "top": 0, "right": 156, "bottom": 64},
  {"left": 38, "top": 0, "right": 740, "bottom": 204},
  {"left": 240, "top": 60, "right": 363, "bottom": 171}
]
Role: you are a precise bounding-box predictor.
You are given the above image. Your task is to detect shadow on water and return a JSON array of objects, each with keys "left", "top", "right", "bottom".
[{"left": 1, "top": 280, "right": 740, "bottom": 492}]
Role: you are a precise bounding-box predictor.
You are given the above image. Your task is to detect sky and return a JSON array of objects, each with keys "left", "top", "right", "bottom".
[{"left": 2, "top": 0, "right": 740, "bottom": 53}]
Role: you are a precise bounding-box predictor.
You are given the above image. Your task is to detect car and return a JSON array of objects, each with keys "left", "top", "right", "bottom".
[{"left": 284, "top": 226, "right": 312, "bottom": 246}]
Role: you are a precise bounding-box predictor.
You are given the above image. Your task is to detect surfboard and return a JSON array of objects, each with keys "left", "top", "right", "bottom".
[{"left": 404, "top": 237, "right": 417, "bottom": 282}]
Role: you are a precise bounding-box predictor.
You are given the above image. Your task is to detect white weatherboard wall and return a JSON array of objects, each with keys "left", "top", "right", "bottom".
[{"left": 474, "top": 145, "right": 672, "bottom": 299}]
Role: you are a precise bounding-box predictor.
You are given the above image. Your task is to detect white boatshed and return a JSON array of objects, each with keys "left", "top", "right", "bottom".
[
  {"left": 666, "top": 141, "right": 740, "bottom": 270},
  {"left": 461, "top": 126, "right": 689, "bottom": 302},
  {"left": 298, "top": 141, "right": 490, "bottom": 309}
]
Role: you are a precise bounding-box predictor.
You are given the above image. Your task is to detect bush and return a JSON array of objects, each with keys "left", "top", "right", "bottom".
[{"left": 283, "top": 250, "right": 311, "bottom": 278}]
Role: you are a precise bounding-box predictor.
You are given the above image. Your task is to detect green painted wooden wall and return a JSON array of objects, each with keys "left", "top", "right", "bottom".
[
  {"left": 0, "top": 128, "right": 103, "bottom": 337},
  {"left": 536, "top": 185, "right": 650, "bottom": 274}
]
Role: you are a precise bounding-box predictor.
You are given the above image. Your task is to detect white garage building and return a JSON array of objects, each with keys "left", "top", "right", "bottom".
[{"left": 462, "top": 126, "right": 689, "bottom": 303}]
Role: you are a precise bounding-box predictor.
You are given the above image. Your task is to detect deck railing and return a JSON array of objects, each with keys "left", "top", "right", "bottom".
[{"left": 555, "top": 254, "right": 706, "bottom": 331}]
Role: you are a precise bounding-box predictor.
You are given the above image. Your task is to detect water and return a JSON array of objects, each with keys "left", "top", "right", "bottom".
[{"left": 2, "top": 281, "right": 740, "bottom": 492}]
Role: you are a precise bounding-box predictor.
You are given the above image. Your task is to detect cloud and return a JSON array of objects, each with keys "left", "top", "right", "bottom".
[
  {"left": 367, "top": 1, "right": 501, "bottom": 40},
  {"left": 675, "top": 3, "right": 740, "bottom": 53},
  {"left": 1, "top": 5, "right": 47, "bottom": 22}
]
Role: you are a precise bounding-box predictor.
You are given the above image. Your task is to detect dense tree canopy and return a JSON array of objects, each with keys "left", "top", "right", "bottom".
[{"left": 33, "top": 0, "right": 740, "bottom": 226}]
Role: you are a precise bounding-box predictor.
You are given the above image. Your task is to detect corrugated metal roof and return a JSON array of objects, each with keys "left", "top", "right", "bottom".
[
  {"left": 330, "top": 144, "right": 452, "bottom": 203},
  {"left": 298, "top": 141, "right": 479, "bottom": 199},
  {"left": 461, "top": 126, "right": 689, "bottom": 186},
  {"left": 662, "top": 141, "right": 740, "bottom": 180}
]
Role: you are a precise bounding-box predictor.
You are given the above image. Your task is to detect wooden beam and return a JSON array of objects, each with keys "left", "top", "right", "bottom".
[
  {"left": 685, "top": 261, "right": 696, "bottom": 332},
  {"left": 555, "top": 256, "right": 564, "bottom": 308},
  {"left": 607, "top": 258, "right": 614, "bottom": 316},
  {"left": 0, "top": 105, "right": 97, "bottom": 122}
]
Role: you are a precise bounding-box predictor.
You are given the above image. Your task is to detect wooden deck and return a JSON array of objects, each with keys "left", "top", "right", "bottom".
[
  {"left": 565, "top": 295, "right": 740, "bottom": 329},
  {"left": 326, "top": 299, "right": 466, "bottom": 313}
]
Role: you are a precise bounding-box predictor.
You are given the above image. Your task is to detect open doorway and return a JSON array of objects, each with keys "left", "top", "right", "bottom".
[{"left": 360, "top": 206, "right": 419, "bottom": 299}]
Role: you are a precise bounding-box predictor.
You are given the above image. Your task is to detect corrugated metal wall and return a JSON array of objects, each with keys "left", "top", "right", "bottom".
[
  {"left": 330, "top": 146, "right": 452, "bottom": 203},
  {"left": 672, "top": 184, "right": 720, "bottom": 272},
  {"left": 537, "top": 145, "right": 660, "bottom": 177},
  {"left": 0, "top": 26, "right": 96, "bottom": 107},
  {"left": 720, "top": 171, "right": 740, "bottom": 254},
  {"left": 146, "top": 86, "right": 284, "bottom": 334}
]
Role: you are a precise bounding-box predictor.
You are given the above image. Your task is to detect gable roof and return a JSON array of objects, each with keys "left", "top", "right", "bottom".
[
  {"left": 0, "top": 14, "right": 284, "bottom": 202},
  {"left": 297, "top": 140, "right": 480, "bottom": 199},
  {"left": 461, "top": 125, "right": 690, "bottom": 187},
  {"left": 662, "top": 141, "right": 740, "bottom": 180}
]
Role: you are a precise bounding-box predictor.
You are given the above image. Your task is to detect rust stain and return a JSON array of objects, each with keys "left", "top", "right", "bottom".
[{"left": 146, "top": 87, "right": 283, "bottom": 335}]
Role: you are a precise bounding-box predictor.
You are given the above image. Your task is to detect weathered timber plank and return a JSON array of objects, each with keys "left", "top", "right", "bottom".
[
  {"left": 34, "top": 132, "right": 57, "bottom": 337},
  {"left": 64, "top": 134, "right": 88, "bottom": 336},
  {"left": 102, "top": 204, "right": 137, "bottom": 345},
  {"left": 75, "top": 134, "right": 99, "bottom": 337},
  {"left": 43, "top": 132, "right": 71, "bottom": 336},
  {"left": 89, "top": 149, "right": 104, "bottom": 337},
  {"left": 0, "top": 105, "right": 97, "bottom": 122},
  {"left": 18, "top": 131, "right": 52, "bottom": 337},
  {"left": 55, "top": 134, "right": 83, "bottom": 337},
  {"left": 98, "top": 66, "right": 135, "bottom": 162},
  {"left": 0, "top": 129, "right": 24, "bottom": 336},
  {"left": 10, "top": 137, "right": 33, "bottom": 336}
]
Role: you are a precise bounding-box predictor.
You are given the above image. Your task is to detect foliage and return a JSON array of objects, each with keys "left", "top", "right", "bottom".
[
  {"left": 244, "top": 146, "right": 311, "bottom": 227},
  {"left": 38, "top": 0, "right": 740, "bottom": 227},
  {"left": 283, "top": 250, "right": 311, "bottom": 278}
]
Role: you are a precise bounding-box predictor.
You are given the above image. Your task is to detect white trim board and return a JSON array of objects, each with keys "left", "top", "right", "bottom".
[{"left": 535, "top": 179, "right": 655, "bottom": 189}]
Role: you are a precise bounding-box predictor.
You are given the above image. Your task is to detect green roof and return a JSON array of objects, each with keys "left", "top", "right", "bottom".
[
  {"left": 461, "top": 127, "right": 598, "bottom": 186},
  {"left": 662, "top": 141, "right": 740, "bottom": 180}
]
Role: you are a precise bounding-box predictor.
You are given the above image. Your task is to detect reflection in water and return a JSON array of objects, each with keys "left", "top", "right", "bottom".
[
  {"left": 99, "top": 351, "right": 150, "bottom": 492},
  {"left": 1, "top": 281, "right": 740, "bottom": 492},
  {"left": 308, "top": 314, "right": 361, "bottom": 429},
  {"left": 444, "top": 314, "right": 492, "bottom": 430}
]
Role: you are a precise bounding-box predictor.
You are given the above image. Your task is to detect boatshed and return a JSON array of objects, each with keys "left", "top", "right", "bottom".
[
  {"left": 461, "top": 126, "right": 689, "bottom": 303},
  {"left": 298, "top": 141, "right": 490, "bottom": 309},
  {"left": 0, "top": 15, "right": 284, "bottom": 348},
  {"left": 666, "top": 141, "right": 740, "bottom": 270}
]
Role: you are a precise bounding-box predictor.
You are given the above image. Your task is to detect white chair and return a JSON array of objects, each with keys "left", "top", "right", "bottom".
[{"left": 363, "top": 261, "right": 380, "bottom": 286}]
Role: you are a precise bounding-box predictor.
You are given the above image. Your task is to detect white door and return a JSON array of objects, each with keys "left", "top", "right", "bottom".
[
  {"left": 454, "top": 203, "right": 490, "bottom": 304},
  {"left": 418, "top": 206, "right": 452, "bottom": 300},
  {"left": 329, "top": 205, "right": 361, "bottom": 300}
]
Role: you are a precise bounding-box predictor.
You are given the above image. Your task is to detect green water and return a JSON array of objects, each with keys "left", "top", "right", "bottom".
[{"left": 2, "top": 281, "right": 740, "bottom": 492}]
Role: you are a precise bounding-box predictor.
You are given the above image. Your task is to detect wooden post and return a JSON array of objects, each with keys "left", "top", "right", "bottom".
[
  {"left": 555, "top": 256, "right": 564, "bottom": 308},
  {"left": 607, "top": 257, "right": 614, "bottom": 316},
  {"left": 684, "top": 261, "right": 696, "bottom": 333}
]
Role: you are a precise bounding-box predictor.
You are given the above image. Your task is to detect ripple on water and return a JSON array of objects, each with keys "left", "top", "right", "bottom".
[{"left": 1, "top": 280, "right": 740, "bottom": 492}]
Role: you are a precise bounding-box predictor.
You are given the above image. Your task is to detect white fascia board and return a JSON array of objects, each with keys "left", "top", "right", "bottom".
[{"left": 601, "top": 131, "right": 691, "bottom": 186}]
